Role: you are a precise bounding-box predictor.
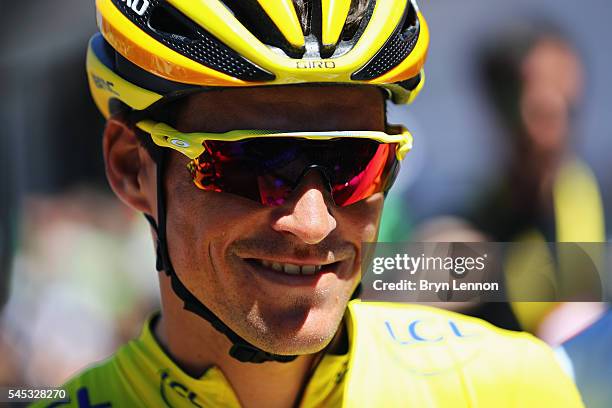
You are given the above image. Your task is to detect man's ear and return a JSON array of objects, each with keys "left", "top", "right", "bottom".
[{"left": 103, "top": 118, "right": 156, "bottom": 215}]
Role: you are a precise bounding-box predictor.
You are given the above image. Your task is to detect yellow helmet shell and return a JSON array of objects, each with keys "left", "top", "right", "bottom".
[{"left": 87, "top": 0, "right": 429, "bottom": 118}]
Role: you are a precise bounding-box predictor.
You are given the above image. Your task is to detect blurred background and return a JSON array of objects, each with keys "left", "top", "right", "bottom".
[{"left": 0, "top": 0, "right": 611, "bottom": 390}]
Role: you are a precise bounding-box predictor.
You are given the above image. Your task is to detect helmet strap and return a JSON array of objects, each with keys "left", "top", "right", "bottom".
[{"left": 144, "top": 147, "right": 297, "bottom": 364}]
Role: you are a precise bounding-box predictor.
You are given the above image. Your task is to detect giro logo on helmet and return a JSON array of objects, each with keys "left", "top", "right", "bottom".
[
  {"left": 296, "top": 61, "right": 337, "bottom": 69},
  {"left": 119, "top": 0, "right": 150, "bottom": 16}
]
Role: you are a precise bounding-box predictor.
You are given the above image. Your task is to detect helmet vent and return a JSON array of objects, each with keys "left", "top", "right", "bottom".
[
  {"left": 325, "top": 0, "right": 375, "bottom": 59},
  {"left": 341, "top": 0, "right": 372, "bottom": 42},
  {"left": 219, "top": 0, "right": 306, "bottom": 58},
  {"left": 350, "top": 1, "right": 420, "bottom": 80},
  {"left": 294, "top": 0, "right": 314, "bottom": 36},
  {"left": 149, "top": 4, "right": 200, "bottom": 42},
  {"left": 297, "top": 0, "right": 372, "bottom": 58},
  {"left": 400, "top": 4, "right": 418, "bottom": 42}
]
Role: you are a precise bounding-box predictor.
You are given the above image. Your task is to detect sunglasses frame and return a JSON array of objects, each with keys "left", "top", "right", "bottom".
[{"left": 136, "top": 120, "right": 413, "bottom": 161}]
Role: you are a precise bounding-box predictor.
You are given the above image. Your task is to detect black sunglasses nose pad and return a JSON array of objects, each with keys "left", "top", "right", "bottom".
[{"left": 295, "top": 165, "right": 333, "bottom": 193}]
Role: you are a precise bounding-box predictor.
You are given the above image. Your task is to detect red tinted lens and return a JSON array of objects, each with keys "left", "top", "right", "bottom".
[
  {"left": 188, "top": 140, "right": 262, "bottom": 202},
  {"left": 330, "top": 143, "right": 398, "bottom": 206},
  {"left": 188, "top": 138, "right": 399, "bottom": 207}
]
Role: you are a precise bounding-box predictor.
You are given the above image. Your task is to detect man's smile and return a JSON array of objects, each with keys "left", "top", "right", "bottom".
[
  {"left": 250, "top": 259, "right": 325, "bottom": 275},
  {"left": 239, "top": 256, "right": 348, "bottom": 287}
]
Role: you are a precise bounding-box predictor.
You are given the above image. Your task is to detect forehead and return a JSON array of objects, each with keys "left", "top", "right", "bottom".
[
  {"left": 522, "top": 38, "right": 583, "bottom": 102},
  {"left": 174, "top": 85, "right": 386, "bottom": 132},
  {"left": 524, "top": 39, "right": 580, "bottom": 76}
]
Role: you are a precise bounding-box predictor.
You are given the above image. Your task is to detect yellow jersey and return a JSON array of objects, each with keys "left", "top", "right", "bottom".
[{"left": 32, "top": 300, "right": 583, "bottom": 407}]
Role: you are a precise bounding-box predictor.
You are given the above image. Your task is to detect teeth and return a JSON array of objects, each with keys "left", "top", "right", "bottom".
[
  {"left": 301, "top": 265, "right": 316, "bottom": 275},
  {"left": 257, "top": 260, "right": 324, "bottom": 275},
  {"left": 283, "top": 264, "right": 300, "bottom": 275}
]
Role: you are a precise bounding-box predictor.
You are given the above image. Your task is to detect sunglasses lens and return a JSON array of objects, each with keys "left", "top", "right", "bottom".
[
  {"left": 188, "top": 138, "right": 399, "bottom": 206},
  {"left": 330, "top": 142, "right": 398, "bottom": 206},
  {"left": 189, "top": 140, "right": 262, "bottom": 202}
]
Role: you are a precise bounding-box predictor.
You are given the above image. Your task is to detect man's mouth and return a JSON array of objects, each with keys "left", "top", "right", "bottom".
[
  {"left": 259, "top": 259, "right": 323, "bottom": 275},
  {"left": 245, "top": 258, "right": 338, "bottom": 276}
]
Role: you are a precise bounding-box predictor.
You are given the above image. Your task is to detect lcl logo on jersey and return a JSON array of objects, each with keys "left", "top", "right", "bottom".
[
  {"left": 385, "top": 319, "right": 477, "bottom": 344},
  {"left": 159, "top": 371, "right": 203, "bottom": 408},
  {"left": 119, "top": 0, "right": 150, "bottom": 16}
]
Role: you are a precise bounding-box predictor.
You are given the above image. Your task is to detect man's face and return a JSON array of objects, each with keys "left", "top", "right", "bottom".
[{"left": 162, "top": 86, "right": 387, "bottom": 355}]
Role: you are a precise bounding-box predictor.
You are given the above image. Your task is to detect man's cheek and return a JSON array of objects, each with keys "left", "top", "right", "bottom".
[
  {"left": 355, "top": 204, "right": 384, "bottom": 242},
  {"left": 361, "top": 223, "right": 379, "bottom": 242}
]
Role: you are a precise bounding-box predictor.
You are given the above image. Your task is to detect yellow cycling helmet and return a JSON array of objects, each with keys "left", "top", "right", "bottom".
[{"left": 87, "top": 0, "right": 429, "bottom": 119}]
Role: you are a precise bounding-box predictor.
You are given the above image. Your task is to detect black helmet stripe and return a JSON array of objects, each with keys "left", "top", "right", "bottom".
[
  {"left": 110, "top": 0, "right": 275, "bottom": 81},
  {"left": 351, "top": 0, "right": 420, "bottom": 81}
]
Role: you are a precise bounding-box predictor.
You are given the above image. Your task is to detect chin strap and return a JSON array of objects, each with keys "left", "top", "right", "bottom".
[{"left": 145, "top": 148, "right": 297, "bottom": 364}]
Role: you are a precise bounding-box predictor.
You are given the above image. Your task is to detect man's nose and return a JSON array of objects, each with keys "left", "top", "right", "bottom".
[{"left": 271, "top": 170, "right": 337, "bottom": 244}]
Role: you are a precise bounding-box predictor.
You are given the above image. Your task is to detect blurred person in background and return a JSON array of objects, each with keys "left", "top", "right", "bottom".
[
  {"left": 5, "top": 190, "right": 159, "bottom": 386},
  {"left": 468, "top": 21, "right": 607, "bottom": 341},
  {"left": 0, "top": 0, "right": 159, "bottom": 387}
]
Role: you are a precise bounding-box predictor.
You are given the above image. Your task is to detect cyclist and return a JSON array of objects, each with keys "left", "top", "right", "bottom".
[{"left": 36, "top": 1, "right": 583, "bottom": 407}]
